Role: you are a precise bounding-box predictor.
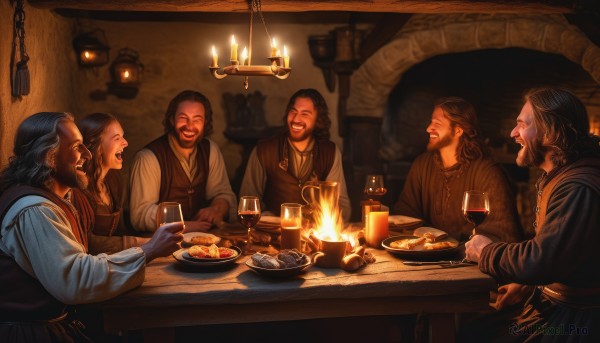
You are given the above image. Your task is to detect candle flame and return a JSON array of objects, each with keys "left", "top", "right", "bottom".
[
  {"left": 212, "top": 45, "right": 217, "bottom": 56},
  {"left": 271, "top": 37, "right": 277, "bottom": 48},
  {"left": 84, "top": 51, "right": 90, "bottom": 59},
  {"left": 231, "top": 35, "right": 236, "bottom": 45},
  {"left": 283, "top": 46, "right": 288, "bottom": 57},
  {"left": 123, "top": 70, "right": 130, "bottom": 79}
]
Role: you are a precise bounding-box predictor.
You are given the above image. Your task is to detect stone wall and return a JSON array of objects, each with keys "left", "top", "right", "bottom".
[
  {"left": 348, "top": 14, "right": 600, "bottom": 118},
  {"left": 0, "top": 1, "right": 76, "bottom": 167}
]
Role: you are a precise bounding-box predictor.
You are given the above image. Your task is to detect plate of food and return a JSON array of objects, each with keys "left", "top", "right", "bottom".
[
  {"left": 382, "top": 234, "right": 461, "bottom": 258},
  {"left": 182, "top": 232, "right": 221, "bottom": 247},
  {"left": 172, "top": 246, "right": 241, "bottom": 268},
  {"left": 182, "top": 244, "right": 239, "bottom": 262},
  {"left": 245, "top": 250, "right": 311, "bottom": 278}
]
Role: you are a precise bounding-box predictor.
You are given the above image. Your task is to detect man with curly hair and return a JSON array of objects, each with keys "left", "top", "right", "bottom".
[
  {"left": 240, "top": 88, "right": 351, "bottom": 221},
  {"left": 393, "top": 97, "right": 523, "bottom": 242},
  {"left": 129, "top": 90, "right": 236, "bottom": 232}
]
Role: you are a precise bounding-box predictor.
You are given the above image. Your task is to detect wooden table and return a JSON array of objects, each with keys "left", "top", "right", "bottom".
[{"left": 97, "top": 249, "right": 496, "bottom": 343}]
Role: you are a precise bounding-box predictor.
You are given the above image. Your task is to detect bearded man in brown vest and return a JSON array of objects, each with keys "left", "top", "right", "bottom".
[
  {"left": 464, "top": 88, "right": 600, "bottom": 342},
  {"left": 0, "top": 112, "right": 183, "bottom": 342},
  {"left": 129, "top": 90, "right": 236, "bottom": 232},
  {"left": 240, "top": 88, "right": 351, "bottom": 222}
]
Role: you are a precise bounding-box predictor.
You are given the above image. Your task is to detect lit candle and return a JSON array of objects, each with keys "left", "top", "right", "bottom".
[
  {"left": 211, "top": 46, "right": 218, "bottom": 67},
  {"left": 119, "top": 69, "right": 131, "bottom": 83},
  {"left": 81, "top": 50, "right": 95, "bottom": 62},
  {"left": 230, "top": 35, "right": 238, "bottom": 62},
  {"left": 283, "top": 45, "right": 290, "bottom": 68},
  {"left": 240, "top": 47, "right": 248, "bottom": 66},
  {"left": 271, "top": 37, "right": 278, "bottom": 57},
  {"left": 366, "top": 210, "right": 389, "bottom": 248}
]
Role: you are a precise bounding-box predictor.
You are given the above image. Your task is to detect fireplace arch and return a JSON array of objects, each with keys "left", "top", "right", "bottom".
[{"left": 347, "top": 14, "right": 600, "bottom": 119}]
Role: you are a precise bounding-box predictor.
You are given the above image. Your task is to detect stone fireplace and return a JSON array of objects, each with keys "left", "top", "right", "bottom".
[{"left": 343, "top": 14, "right": 600, "bottom": 230}]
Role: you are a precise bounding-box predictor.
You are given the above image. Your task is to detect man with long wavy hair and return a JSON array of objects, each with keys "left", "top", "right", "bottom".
[
  {"left": 129, "top": 90, "right": 236, "bottom": 232},
  {"left": 240, "top": 88, "right": 351, "bottom": 221},
  {"left": 465, "top": 88, "right": 600, "bottom": 342},
  {"left": 0, "top": 112, "right": 182, "bottom": 342},
  {"left": 394, "top": 96, "right": 523, "bottom": 242}
]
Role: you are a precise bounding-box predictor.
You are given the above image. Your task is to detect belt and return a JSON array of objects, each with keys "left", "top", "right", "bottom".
[{"left": 540, "top": 283, "right": 600, "bottom": 309}]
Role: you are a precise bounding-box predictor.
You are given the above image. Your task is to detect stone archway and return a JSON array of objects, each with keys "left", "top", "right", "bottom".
[{"left": 347, "top": 14, "right": 600, "bottom": 118}]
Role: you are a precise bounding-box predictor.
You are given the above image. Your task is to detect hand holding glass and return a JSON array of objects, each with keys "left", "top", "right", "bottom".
[
  {"left": 462, "top": 191, "right": 490, "bottom": 234},
  {"left": 238, "top": 196, "right": 261, "bottom": 255},
  {"left": 156, "top": 202, "right": 185, "bottom": 232}
]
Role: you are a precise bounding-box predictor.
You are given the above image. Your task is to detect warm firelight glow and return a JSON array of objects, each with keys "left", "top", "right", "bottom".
[{"left": 312, "top": 195, "right": 345, "bottom": 242}]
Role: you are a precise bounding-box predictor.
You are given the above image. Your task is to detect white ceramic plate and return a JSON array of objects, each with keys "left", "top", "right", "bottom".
[{"left": 382, "top": 235, "right": 461, "bottom": 259}]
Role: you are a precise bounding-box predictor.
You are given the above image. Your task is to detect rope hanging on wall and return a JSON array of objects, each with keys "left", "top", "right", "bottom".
[{"left": 11, "top": 0, "right": 30, "bottom": 97}]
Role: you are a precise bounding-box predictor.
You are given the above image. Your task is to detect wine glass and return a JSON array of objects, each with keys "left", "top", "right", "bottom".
[
  {"left": 364, "top": 174, "right": 387, "bottom": 200},
  {"left": 362, "top": 175, "right": 387, "bottom": 227},
  {"left": 462, "top": 191, "right": 490, "bottom": 236},
  {"left": 156, "top": 202, "right": 185, "bottom": 232},
  {"left": 238, "top": 196, "right": 261, "bottom": 255}
]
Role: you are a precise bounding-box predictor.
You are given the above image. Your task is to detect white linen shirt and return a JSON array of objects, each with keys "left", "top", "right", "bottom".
[{"left": 0, "top": 195, "right": 146, "bottom": 305}]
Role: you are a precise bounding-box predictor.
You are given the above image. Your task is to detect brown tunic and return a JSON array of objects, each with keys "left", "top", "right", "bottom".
[
  {"left": 479, "top": 157, "right": 600, "bottom": 341},
  {"left": 394, "top": 152, "right": 523, "bottom": 242},
  {"left": 146, "top": 135, "right": 210, "bottom": 220},
  {"left": 256, "top": 134, "right": 335, "bottom": 216}
]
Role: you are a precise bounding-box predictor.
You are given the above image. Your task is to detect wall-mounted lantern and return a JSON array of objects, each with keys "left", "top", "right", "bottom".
[
  {"left": 108, "top": 48, "right": 144, "bottom": 99},
  {"left": 73, "top": 29, "right": 109, "bottom": 67}
]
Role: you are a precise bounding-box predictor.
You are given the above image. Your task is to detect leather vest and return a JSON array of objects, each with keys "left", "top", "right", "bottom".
[
  {"left": 256, "top": 135, "right": 335, "bottom": 216},
  {"left": 0, "top": 185, "right": 91, "bottom": 321},
  {"left": 145, "top": 135, "right": 210, "bottom": 220}
]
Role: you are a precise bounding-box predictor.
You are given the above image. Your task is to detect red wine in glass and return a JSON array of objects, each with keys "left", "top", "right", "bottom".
[
  {"left": 238, "top": 196, "right": 261, "bottom": 255},
  {"left": 238, "top": 211, "right": 260, "bottom": 228},
  {"left": 464, "top": 208, "right": 489, "bottom": 226},
  {"left": 462, "top": 191, "right": 490, "bottom": 232}
]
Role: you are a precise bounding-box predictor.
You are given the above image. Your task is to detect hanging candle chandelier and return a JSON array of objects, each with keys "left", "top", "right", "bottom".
[{"left": 209, "top": 0, "right": 291, "bottom": 90}]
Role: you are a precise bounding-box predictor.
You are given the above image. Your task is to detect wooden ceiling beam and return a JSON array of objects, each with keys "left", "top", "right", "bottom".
[{"left": 28, "top": 0, "right": 577, "bottom": 14}]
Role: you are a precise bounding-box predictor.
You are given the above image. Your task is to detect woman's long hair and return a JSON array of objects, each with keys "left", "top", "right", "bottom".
[
  {"left": 283, "top": 88, "right": 331, "bottom": 141},
  {"left": 526, "top": 87, "right": 600, "bottom": 168},
  {"left": 78, "top": 112, "right": 118, "bottom": 200},
  {"left": 0, "top": 112, "right": 73, "bottom": 194},
  {"left": 435, "top": 97, "right": 488, "bottom": 164},
  {"left": 162, "top": 90, "right": 213, "bottom": 137}
]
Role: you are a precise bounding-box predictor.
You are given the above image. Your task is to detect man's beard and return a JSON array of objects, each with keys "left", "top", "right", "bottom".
[
  {"left": 175, "top": 129, "right": 202, "bottom": 149},
  {"left": 426, "top": 134, "right": 453, "bottom": 152},
  {"left": 288, "top": 125, "right": 315, "bottom": 142},
  {"left": 54, "top": 168, "right": 89, "bottom": 190},
  {"left": 516, "top": 137, "right": 547, "bottom": 167}
]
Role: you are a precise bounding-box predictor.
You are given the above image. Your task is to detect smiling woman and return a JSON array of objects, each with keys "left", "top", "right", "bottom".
[{"left": 73, "top": 112, "right": 150, "bottom": 254}]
